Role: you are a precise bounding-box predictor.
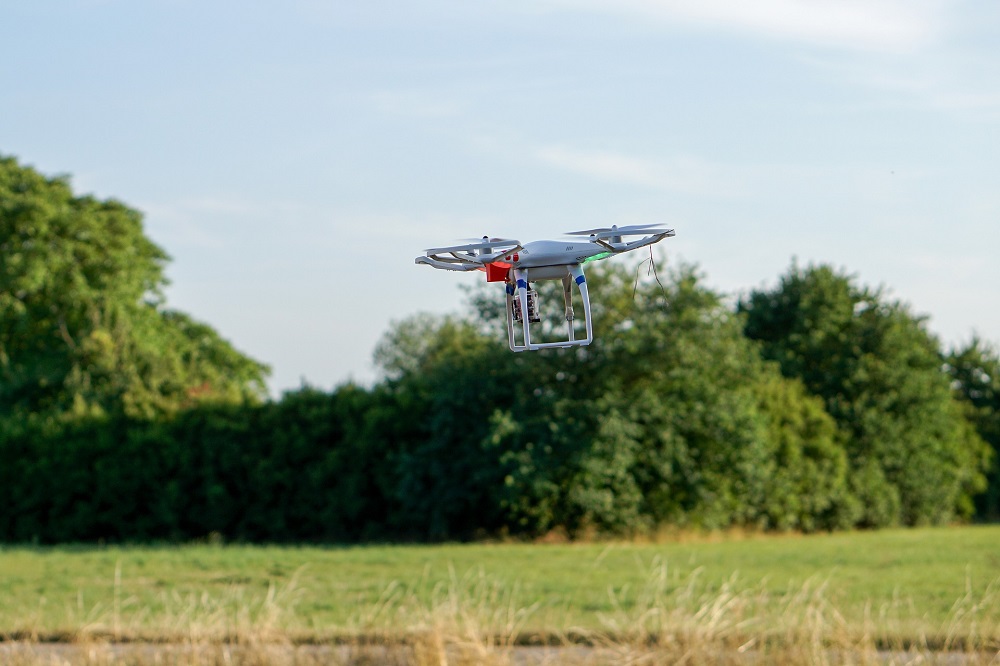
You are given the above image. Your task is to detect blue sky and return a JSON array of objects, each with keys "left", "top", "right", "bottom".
[{"left": 4, "top": 1, "right": 999, "bottom": 394}]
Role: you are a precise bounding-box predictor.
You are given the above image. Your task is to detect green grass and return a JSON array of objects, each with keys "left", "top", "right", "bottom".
[{"left": 1, "top": 526, "right": 998, "bottom": 651}]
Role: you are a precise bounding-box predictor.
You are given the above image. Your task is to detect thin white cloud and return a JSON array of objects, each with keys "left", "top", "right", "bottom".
[
  {"left": 140, "top": 197, "right": 322, "bottom": 251},
  {"left": 859, "top": 68, "right": 1000, "bottom": 115},
  {"left": 541, "top": 0, "right": 946, "bottom": 52},
  {"left": 906, "top": 251, "right": 987, "bottom": 278},
  {"left": 796, "top": 46, "right": 1000, "bottom": 121},
  {"left": 534, "top": 144, "right": 743, "bottom": 196},
  {"left": 369, "top": 90, "right": 466, "bottom": 119}
]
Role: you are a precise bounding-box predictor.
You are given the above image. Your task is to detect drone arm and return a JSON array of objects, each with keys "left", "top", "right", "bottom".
[
  {"left": 478, "top": 244, "right": 523, "bottom": 263},
  {"left": 417, "top": 236, "right": 524, "bottom": 267},
  {"left": 593, "top": 238, "right": 617, "bottom": 252},
  {"left": 415, "top": 256, "right": 484, "bottom": 272},
  {"left": 611, "top": 230, "right": 675, "bottom": 254}
]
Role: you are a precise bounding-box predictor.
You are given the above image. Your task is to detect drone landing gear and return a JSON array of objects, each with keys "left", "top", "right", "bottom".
[{"left": 506, "top": 264, "right": 593, "bottom": 352}]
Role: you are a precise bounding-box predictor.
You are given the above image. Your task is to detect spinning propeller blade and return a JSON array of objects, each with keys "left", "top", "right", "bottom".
[
  {"left": 424, "top": 237, "right": 521, "bottom": 256},
  {"left": 566, "top": 223, "right": 671, "bottom": 239}
]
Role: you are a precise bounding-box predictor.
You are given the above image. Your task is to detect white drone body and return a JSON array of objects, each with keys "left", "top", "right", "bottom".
[{"left": 416, "top": 224, "right": 675, "bottom": 352}]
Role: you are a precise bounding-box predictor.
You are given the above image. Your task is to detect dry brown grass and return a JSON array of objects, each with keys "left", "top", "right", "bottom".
[{"left": 2, "top": 562, "right": 998, "bottom": 665}]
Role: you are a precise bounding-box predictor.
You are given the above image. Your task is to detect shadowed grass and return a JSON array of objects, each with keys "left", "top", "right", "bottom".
[
  {"left": 1, "top": 527, "right": 999, "bottom": 663},
  {"left": 0, "top": 564, "right": 997, "bottom": 664}
]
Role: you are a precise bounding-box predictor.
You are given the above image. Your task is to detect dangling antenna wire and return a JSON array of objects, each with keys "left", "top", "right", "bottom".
[
  {"left": 648, "top": 245, "right": 667, "bottom": 296},
  {"left": 632, "top": 245, "right": 668, "bottom": 301}
]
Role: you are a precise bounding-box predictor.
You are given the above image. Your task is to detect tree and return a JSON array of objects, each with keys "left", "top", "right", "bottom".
[
  {"left": 0, "top": 155, "right": 268, "bottom": 420},
  {"left": 946, "top": 338, "right": 1000, "bottom": 519},
  {"left": 373, "top": 314, "right": 520, "bottom": 539},
  {"left": 571, "top": 263, "right": 853, "bottom": 532},
  {"left": 413, "top": 261, "right": 858, "bottom": 536},
  {"left": 740, "top": 262, "right": 989, "bottom": 526}
]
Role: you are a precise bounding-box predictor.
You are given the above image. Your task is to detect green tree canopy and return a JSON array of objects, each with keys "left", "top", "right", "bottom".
[
  {"left": 0, "top": 155, "right": 268, "bottom": 420},
  {"left": 373, "top": 261, "right": 856, "bottom": 538},
  {"left": 739, "top": 262, "right": 989, "bottom": 526},
  {"left": 946, "top": 337, "right": 1000, "bottom": 519}
]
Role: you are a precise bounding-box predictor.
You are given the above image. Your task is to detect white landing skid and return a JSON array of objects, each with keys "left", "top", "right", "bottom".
[{"left": 505, "top": 264, "right": 594, "bottom": 352}]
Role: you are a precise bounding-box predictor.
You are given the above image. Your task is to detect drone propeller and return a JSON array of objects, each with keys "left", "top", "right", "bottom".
[
  {"left": 458, "top": 236, "right": 520, "bottom": 244},
  {"left": 566, "top": 223, "right": 670, "bottom": 239},
  {"left": 424, "top": 237, "right": 521, "bottom": 256}
]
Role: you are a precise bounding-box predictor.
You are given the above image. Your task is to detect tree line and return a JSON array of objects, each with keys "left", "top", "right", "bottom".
[{"left": 1, "top": 154, "right": 998, "bottom": 543}]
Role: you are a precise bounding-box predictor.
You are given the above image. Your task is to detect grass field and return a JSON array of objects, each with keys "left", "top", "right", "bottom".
[{"left": 1, "top": 526, "right": 999, "bottom": 663}]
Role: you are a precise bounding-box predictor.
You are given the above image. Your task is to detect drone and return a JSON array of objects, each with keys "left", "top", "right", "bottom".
[{"left": 416, "top": 224, "right": 675, "bottom": 352}]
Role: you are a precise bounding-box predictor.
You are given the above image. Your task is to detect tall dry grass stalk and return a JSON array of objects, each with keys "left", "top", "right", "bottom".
[
  {"left": 2, "top": 561, "right": 998, "bottom": 665},
  {"left": 6, "top": 562, "right": 306, "bottom": 646},
  {"left": 562, "top": 558, "right": 1000, "bottom": 664}
]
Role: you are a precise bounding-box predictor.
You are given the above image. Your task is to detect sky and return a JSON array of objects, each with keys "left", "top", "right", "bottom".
[{"left": 3, "top": 1, "right": 999, "bottom": 395}]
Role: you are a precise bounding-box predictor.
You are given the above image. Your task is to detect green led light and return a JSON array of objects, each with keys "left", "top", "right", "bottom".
[{"left": 582, "top": 251, "right": 613, "bottom": 263}]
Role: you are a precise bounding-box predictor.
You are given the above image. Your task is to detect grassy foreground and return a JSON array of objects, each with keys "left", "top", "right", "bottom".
[{"left": 1, "top": 527, "right": 999, "bottom": 663}]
